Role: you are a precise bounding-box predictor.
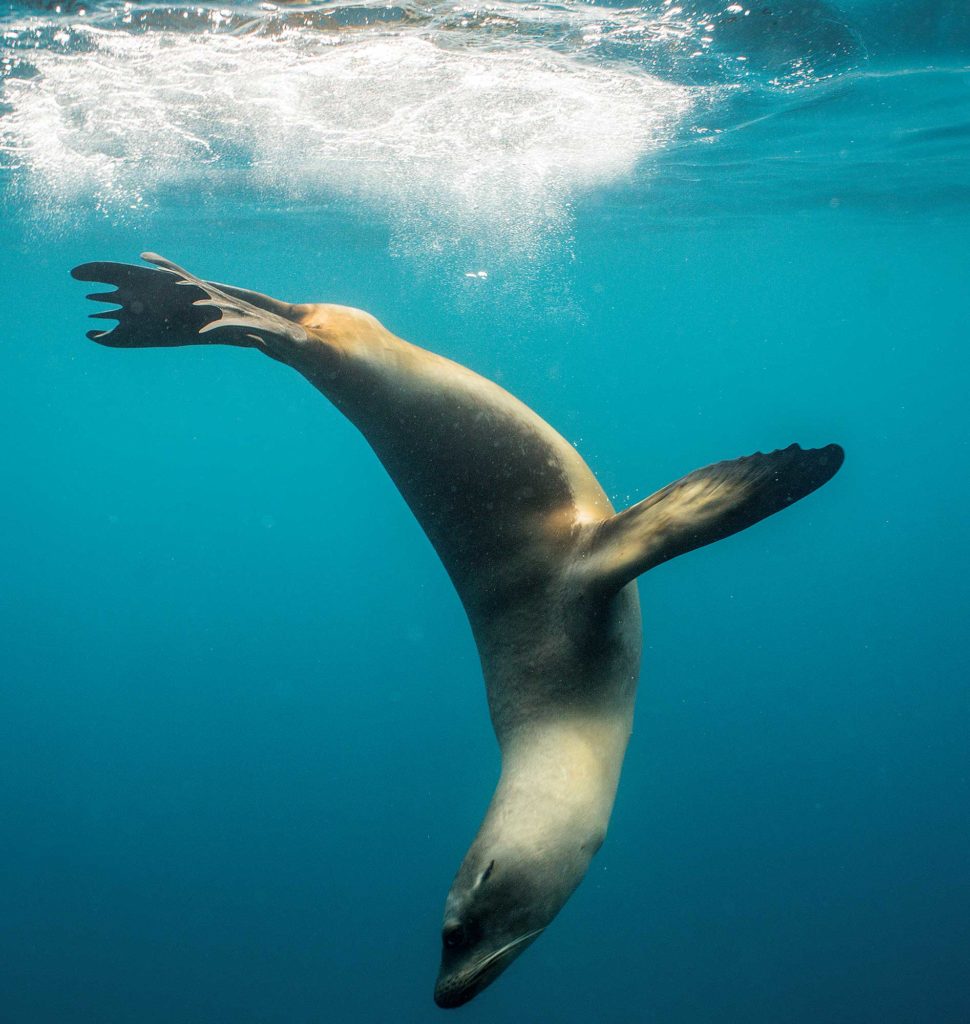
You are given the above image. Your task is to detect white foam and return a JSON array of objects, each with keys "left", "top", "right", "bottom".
[{"left": 1, "top": 19, "right": 696, "bottom": 256}]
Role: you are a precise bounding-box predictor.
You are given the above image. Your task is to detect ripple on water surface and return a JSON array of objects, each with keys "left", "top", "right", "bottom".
[{"left": 2, "top": 0, "right": 963, "bottom": 258}]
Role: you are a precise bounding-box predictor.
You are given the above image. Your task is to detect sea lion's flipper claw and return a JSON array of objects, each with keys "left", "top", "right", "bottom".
[
  {"left": 198, "top": 316, "right": 253, "bottom": 334},
  {"left": 139, "top": 251, "right": 194, "bottom": 278},
  {"left": 587, "top": 443, "right": 845, "bottom": 593}
]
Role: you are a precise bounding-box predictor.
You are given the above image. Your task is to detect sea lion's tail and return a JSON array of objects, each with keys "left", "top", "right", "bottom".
[
  {"left": 587, "top": 443, "right": 844, "bottom": 594},
  {"left": 71, "top": 252, "right": 307, "bottom": 352}
]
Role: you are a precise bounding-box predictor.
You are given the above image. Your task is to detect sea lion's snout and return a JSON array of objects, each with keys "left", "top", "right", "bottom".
[
  {"left": 432, "top": 952, "right": 509, "bottom": 1009},
  {"left": 433, "top": 974, "right": 474, "bottom": 1010},
  {"left": 434, "top": 920, "right": 489, "bottom": 1009},
  {"left": 434, "top": 924, "right": 547, "bottom": 1008}
]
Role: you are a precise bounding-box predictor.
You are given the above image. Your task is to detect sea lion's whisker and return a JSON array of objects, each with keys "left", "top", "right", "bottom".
[{"left": 466, "top": 928, "right": 546, "bottom": 981}]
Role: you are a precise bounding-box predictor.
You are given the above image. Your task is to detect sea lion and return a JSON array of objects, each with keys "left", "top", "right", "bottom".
[{"left": 71, "top": 253, "right": 844, "bottom": 1008}]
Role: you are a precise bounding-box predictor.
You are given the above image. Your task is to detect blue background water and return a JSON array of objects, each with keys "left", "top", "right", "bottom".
[{"left": 1, "top": 2, "right": 968, "bottom": 1021}]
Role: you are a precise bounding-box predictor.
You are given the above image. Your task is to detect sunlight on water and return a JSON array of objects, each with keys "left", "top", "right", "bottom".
[
  {"left": 7, "top": 0, "right": 952, "bottom": 262},
  {"left": 0, "top": 13, "right": 697, "bottom": 258}
]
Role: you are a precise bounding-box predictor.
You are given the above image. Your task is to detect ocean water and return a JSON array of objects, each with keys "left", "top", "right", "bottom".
[{"left": 1, "top": 1, "right": 968, "bottom": 1021}]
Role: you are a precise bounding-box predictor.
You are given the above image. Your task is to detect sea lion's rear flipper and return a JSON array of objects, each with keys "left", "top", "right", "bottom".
[
  {"left": 587, "top": 443, "right": 844, "bottom": 594},
  {"left": 71, "top": 252, "right": 307, "bottom": 351}
]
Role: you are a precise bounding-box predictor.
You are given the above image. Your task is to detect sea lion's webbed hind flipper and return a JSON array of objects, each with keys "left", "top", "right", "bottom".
[
  {"left": 586, "top": 444, "right": 844, "bottom": 595},
  {"left": 71, "top": 252, "right": 307, "bottom": 352}
]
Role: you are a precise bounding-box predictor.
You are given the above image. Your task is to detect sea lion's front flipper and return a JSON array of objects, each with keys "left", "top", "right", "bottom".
[
  {"left": 586, "top": 443, "right": 844, "bottom": 594},
  {"left": 71, "top": 253, "right": 307, "bottom": 352}
]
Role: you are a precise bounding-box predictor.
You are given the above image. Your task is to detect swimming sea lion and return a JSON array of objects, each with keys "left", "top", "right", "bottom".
[{"left": 72, "top": 253, "right": 844, "bottom": 1008}]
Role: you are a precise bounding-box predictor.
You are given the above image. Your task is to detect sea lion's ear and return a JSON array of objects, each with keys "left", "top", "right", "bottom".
[
  {"left": 475, "top": 860, "right": 495, "bottom": 887},
  {"left": 586, "top": 443, "right": 844, "bottom": 594}
]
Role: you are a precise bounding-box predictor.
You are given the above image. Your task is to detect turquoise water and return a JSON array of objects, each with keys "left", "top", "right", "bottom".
[{"left": 2, "top": 1, "right": 968, "bottom": 1020}]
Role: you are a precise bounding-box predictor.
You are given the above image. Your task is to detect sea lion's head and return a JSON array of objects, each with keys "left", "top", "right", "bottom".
[{"left": 433, "top": 826, "right": 601, "bottom": 1008}]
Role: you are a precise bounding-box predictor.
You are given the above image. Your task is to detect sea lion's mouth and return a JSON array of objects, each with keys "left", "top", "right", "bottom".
[{"left": 434, "top": 928, "right": 545, "bottom": 1009}]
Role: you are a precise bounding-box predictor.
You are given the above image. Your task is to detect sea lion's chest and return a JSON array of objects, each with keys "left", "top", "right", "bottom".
[{"left": 473, "top": 578, "right": 643, "bottom": 739}]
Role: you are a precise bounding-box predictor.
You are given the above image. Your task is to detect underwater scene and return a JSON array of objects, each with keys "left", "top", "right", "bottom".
[{"left": 1, "top": 0, "right": 968, "bottom": 1020}]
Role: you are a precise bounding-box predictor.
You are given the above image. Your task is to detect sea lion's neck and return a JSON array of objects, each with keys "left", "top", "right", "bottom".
[{"left": 485, "top": 715, "right": 633, "bottom": 852}]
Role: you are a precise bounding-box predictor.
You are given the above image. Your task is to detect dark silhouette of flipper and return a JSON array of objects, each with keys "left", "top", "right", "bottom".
[{"left": 71, "top": 252, "right": 307, "bottom": 350}]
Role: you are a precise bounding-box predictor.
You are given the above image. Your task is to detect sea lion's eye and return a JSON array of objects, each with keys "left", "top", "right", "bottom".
[
  {"left": 480, "top": 859, "right": 495, "bottom": 884},
  {"left": 443, "top": 924, "right": 467, "bottom": 949}
]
